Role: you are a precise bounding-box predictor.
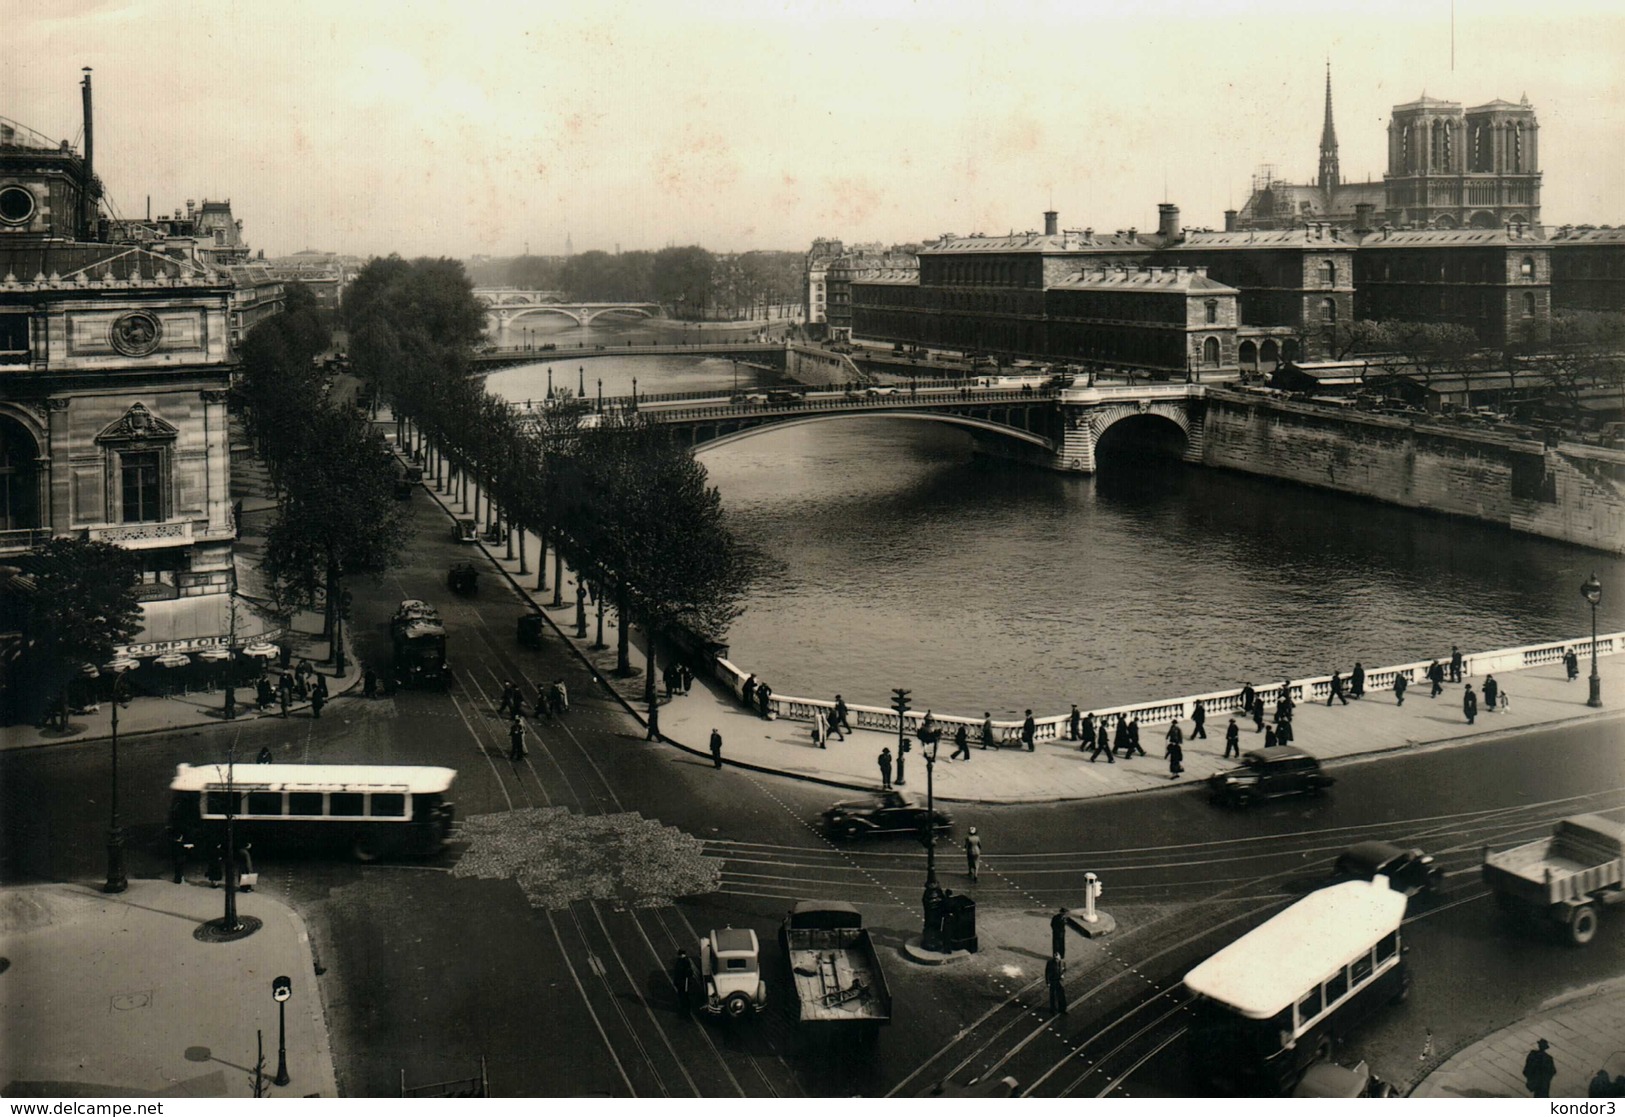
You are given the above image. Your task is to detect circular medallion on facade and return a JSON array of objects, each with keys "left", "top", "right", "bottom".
[
  {"left": 0, "top": 185, "right": 36, "bottom": 225},
  {"left": 109, "top": 312, "right": 163, "bottom": 357}
]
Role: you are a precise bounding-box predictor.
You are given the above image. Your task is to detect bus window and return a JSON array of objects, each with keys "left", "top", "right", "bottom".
[
  {"left": 331, "top": 792, "right": 364, "bottom": 817},
  {"left": 289, "top": 792, "right": 323, "bottom": 817},
  {"left": 206, "top": 790, "right": 238, "bottom": 815},
  {"left": 1297, "top": 986, "right": 1322, "bottom": 1023},
  {"left": 1351, "top": 954, "right": 1373, "bottom": 984},
  {"left": 371, "top": 793, "right": 407, "bottom": 818},
  {"left": 247, "top": 792, "right": 283, "bottom": 816},
  {"left": 1325, "top": 967, "right": 1349, "bottom": 1004},
  {"left": 1375, "top": 932, "right": 1397, "bottom": 962}
]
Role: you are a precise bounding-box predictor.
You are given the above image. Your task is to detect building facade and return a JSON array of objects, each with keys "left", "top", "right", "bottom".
[{"left": 1547, "top": 226, "right": 1625, "bottom": 313}]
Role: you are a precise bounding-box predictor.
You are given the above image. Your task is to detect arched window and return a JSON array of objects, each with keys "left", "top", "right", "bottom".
[
  {"left": 1520, "top": 256, "right": 1535, "bottom": 279},
  {"left": 1204, "top": 299, "right": 1218, "bottom": 325},
  {"left": 1521, "top": 291, "right": 1536, "bottom": 318},
  {"left": 1321, "top": 260, "right": 1336, "bottom": 287},
  {"left": 1203, "top": 336, "right": 1220, "bottom": 367},
  {"left": 1321, "top": 297, "right": 1337, "bottom": 323}
]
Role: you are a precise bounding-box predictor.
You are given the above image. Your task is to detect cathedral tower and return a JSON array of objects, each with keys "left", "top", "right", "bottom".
[{"left": 1318, "top": 64, "right": 1340, "bottom": 190}]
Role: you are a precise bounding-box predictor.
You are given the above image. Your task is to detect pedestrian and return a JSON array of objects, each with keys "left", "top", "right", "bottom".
[
  {"left": 1394, "top": 672, "right": 1408, "bottom": 706},
  {"left": 1128, "top": 717, "right": 1144, "bottom": 756},
  {"left": 811, "top": 712, "right": 826, "bottom": 749},
  {"left": 278, "top": 675, "right": 291, "bottom": 718},
  {"left": 314, "top": 673, "right": 328, "bottom": 701},
  {"left": 1523, "top": 1039, "right": 1557, "bottom": 1098},
  {"left": 672, "top": 948, "right": 700, "bottom": 1015},
  {"left": 497, "top": 680, "right": 517, "bottom": 716},
  {"left": 554, "top": 678, "right": 569, "bottom": 715},
  {"left": 1079, "top": 711, "right": 1097, "bottom": 753},
  {"left": 278, "top": 643, "right": 292, "bottom": 671},
  {"left": 1224, "top": 718, "right": 1240, "bottom": 759},
  {"left": 980, "top": 713, "right": 995, "bottom": 750},
  {"left": 169, "top": 828, "right": 192, "bottom": 884},
  {"left": 295, "top": 658, "right": 312, "bottom": 700},
  {"left": 256, "top": 677, "right": 274, "bottom": 711},
  {"left": 1090, "top": 719, "right": 1115, "bottom": 763},
  {"left": 964, "top": 827, "right": 982, "bottom": 881},
  {"left": 1327, "top": 671, "right": 1347, "bottom": 706},
  {"left": 1265, "top": 724, "right": 1278, "bottom": 748},
  {"left": 1069, "top": 704, "right": 1082, "bottom": 741},
  {"left": 1351, "top": 662, "right": 1366, "bottom": 699},
  {"left": 1449, "top": 644, "right": 1463, "bottom": 683},
  {"left": 878, "top": 746, "right": 893, "bottom": 790},
  {"left": 663, "top": 664, "right": 676, "bottom": 699},
  {"left": 951, "top": 722, "right": 970, "bottom": 761},
  {"left": 310, "top": 685, "right": 325, "bottom": 719},
  {"left": 257, "top": 745, "right": 273, "bottom": 764},
  {"left": 826, "top": 707, "right": 845, "bottom": 743},
  {"left": 1463, "top": 683, "right": 1478, "bottom": 725},
  {"left": 1240, "top": 682, "right": 1256, "bottom": 719},
  {"left": 833, "top": 695, "right": 851, "bottom": 734},
  {"left": 1191, "top": 700, "right": 1207, "bottom": 739},
  {"left": 1021, "top": 710, "right": 1036, "bottom": 752},
  {"left": 709, "top": 728, "right": 723, "bottom": 769},
  {"left": 508, "top": 715, "right": 526, "bottom": 760},
  {"left": 1427, "top": 659, "right": 1445, "bottom": 698},
  {"left": 1165, "top": 724, "right": 1184, "bottom": 779},
  {"left": 1252, "top": 695, "right": 1266, "bottom": 733},
  {"left": 1051, "top": 907, "right": 1069, "bottom": 957},
  {"left": 757, "top": 681, "right": 772, "bottom": 720},
  {"left": 1045, "top": 952, "right": 1067, "bottom": 1015},
  {"left": 1483, "top": 674, "right": 1499, "bottom": 712},
  {"left": 678, "top": 664, "right": 693, "bottom": 696},
  {"left": 1113, "top": 715, "right": 1129, "bottom": 758},
  {"left": 1279, "top": 679, "right": 1295, "bottom": 721},
  {"left": 742, "top": 674, "right": 757, "bottom": 709},
  {"left": 1565, "top": 648, "right": 1580, "bottom": 681},
  {"left": 362, "top": 668, "right": 378, "bottom": 700},
  {"left": 1276, "top": 717, "right": 1295, "bottom": 746}
]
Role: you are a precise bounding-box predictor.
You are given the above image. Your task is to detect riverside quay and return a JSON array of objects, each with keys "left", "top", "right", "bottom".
[{"left": 8, "top": 8, "right": 1625, "bottom": 1105}]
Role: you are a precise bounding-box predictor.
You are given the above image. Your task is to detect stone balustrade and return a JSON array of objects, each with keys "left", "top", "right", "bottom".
[{"left": 710, "top": 631, "right": 1623, "bottom": 745}]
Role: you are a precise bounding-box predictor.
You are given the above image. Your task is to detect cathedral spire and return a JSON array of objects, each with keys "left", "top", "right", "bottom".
[{"left": 1318, "top": 61, "right": 1341, "bottom": 189}]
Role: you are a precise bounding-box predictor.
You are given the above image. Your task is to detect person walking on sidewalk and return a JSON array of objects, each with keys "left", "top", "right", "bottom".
[
  {"left": 1463, "top": 683, "right": 1478, "bottom": 725},
  {"left": 878, "top": 747, "right": 893, "bottom": 790},
  {"left": 964, "top": 827, "right": 982, "bottom": 881},
  {"left": 1191, "top": 700, "right": 1208, "bottom": 739},
  {"left": 1523, "top": 1039, "right": 1557, "bottom": 1098},
  {"left": 1252, "top": 695, "right": 1266, "bottom": 733},
  {"left": 1045, "top": 952, "right": 1067, "bottom": 1015},
  {"left": 672, "top": 949, "right": 700, "bottom": 1015},
  {"left": 508, "top": 715, "right": 527, "bottom": 761},
  {"left": 310, "top": 683, "right": 326, "bottom": 720},
  {"left": 1449, "top": 645, "right": 1464, "bottom": 683},
  {"left": 1327, "top": 671, "right": 1348, "bottom": 706},
  {"left": 833, "top": 695, "right": 851, "bottom": 735},
  {"left": 256, "top": 676, "right": 274, "bottom": 711},
  {"left": 742, "top": 674, "right": 757, "bottom": 709},
  {"left": 1051, "top": 907, "right": 1070, "bottom": 957},
  {"left": 1276, "top": 717, "right": 1295, "bottom": 747},
  {"left": 498, "top": 681, "right": 518, "bottom": 716},
  {"left": 1164, "top": 724, "right": 1185, "bottom": 779},
  {"left": 1240, "top": 682, "right": 1256, "bottom": 720},
  {"left": 825, "top": 707, "right": 845, "bottom": 743},
  {"left": 757, "top": 682, "right": 772, "bottom": 720},
  {"left": 1351, "top": 662, "right": 1366, "bottom": 700},
  {"left": 1113, "top": 715, "right": 1129, "bottom": 758},
  {"left": 1079, "top": 711, "right": 1097, "bottom": 753},
  {"left": 709, "top": 728, "right": 723, "bottom": 769},
  {"left": 1427, "top": 659, "right": 1445, "bottom": 697},
  {"left": 1483, "top": 674, "right": 1499, "bottom": 713},
  {"left": 1565, "top": 648, "right": 1580, "bottom": 681},
  {"left": 1394, "top": 672, "right": 1408, "bottom": 706},
  {"left": 1265, "top": 724, "right": 1278, "bottom": 748},
  {"left": 811, "top": 713, "right": 826, "bottom": 749},
  {"left": 981, "top": 713, "right": 995, "bottom": 750},
  {"left": 1021, "top": 710, "right": 1036, "bottom": 752},
  {"left": 1069, "top": 704, "right": 1082, "bottom": 741},
  {"left": 1224, "top": 718, "right": 1240, "bottom": 759},
  {"left": 951, "top": 722, "right": 970, "bottom": 761},
  {"left": 1128, "top": 717, "right": 1145, "bottom": 756},
  {"left": 1090, "top": 719, "right": 1115, "bottom": 763},
  {"left": 278, "top": 672, "right": 293, "bottom": 718}
]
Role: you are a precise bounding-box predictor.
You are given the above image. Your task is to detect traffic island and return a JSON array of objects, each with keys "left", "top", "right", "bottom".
[
  {"left": 1066, "top": 908, "right": 1117, "bottom": 937},
  {"left": 901, "top": 938, "right": 976, "bottom": 966}
]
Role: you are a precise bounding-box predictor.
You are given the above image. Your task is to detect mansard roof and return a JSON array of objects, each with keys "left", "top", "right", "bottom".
[
  {"left": 0, "top": 242, "right": 223, "bottom": 288},
  {"left": 1354, "top": 227, "right": 1548, "bottom": 248},
  {"left": 1547, "top": 226, "right": 1625, "bottom": 244},
  {"left": 1176, "top": 227, "right": 1358, "bottom": 250},
  {"left": 921, "top": 230, "right": 1157, "bottom": 254},
  {"left": 1052, "top": 266, "right": 1238, "bottom": 294}
]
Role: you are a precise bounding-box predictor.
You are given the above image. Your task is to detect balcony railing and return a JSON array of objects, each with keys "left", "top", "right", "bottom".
[
  {"left": 84, "top": 520, "right": 194, "bottom": 549},
  {"left": 0, "top": 527, "right": 53, "bottom": 554}
]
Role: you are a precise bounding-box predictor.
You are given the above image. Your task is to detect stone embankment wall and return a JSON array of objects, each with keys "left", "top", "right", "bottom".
[
  {"left": 785, "top": 344, "right": 863, "bottom": 387},
  {"left": 1199, "top": 389, "right": 1625, "bottom": 554}
]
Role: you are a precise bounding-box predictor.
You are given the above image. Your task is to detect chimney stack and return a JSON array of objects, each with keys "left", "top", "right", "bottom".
[
  {"left": 1157, "top": 203, "right": 1180, "bottom": 241},
  {"left": 80, "top": 68, "right": 95, "bottom": 240},
  {"left": 1354, "top": 203, "right": 1375, "bottom": 234},
  {"left": 1043, "top": 210, "right": 1058, "bottom": 236},
  {"left": 1224, "top": 209, "right": 1238, "bottom": 232}
]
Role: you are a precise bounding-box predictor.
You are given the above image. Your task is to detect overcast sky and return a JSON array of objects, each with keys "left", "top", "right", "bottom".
[{"left": 6, "top": 0, "right": 1623, "bottom": 259}]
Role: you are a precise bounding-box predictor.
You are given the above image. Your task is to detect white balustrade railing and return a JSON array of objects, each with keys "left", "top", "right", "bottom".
[{"left": 709, "top": 631, "right": 1623, "bottom": 744}]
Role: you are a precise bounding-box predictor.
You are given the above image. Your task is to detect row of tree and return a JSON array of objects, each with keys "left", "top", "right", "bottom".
[
  {"left": 477, "top": 247, "right": 804, "bottom": 320},
  {"left": 344, "top": 256, "right": 763, "bottom": 729}
]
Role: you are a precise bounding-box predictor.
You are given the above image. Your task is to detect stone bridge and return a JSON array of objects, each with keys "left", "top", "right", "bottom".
[
  {"left": 520, "top": 382, "right": 1209, "bottom": 472},
  {"left": 474, "top": 287, "right": 664, "bottom": 330},
  {"left": 470, "top": 341, "right": 786, "bottom": 374}
]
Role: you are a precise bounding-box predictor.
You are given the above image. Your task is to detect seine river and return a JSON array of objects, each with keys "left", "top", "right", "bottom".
[{"left": 485, "top": 321, "right": 1625, "bottom": 717}]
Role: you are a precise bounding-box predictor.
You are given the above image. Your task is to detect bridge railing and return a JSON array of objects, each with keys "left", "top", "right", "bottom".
[
  {"left": 709, "top": 631, "right": 1624, "bottom": 754},
  {"left": 620, "top": 387, "right": 1065, "bottom": 424}
]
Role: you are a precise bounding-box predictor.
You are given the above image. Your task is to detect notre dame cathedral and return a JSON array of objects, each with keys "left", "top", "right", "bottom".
[{"left": 1231, "top": 67, "right": 1541, "bottom": 232}]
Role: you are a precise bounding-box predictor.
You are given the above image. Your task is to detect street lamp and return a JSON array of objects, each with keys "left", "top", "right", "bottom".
[
  {"left": 597, "top": 378, "right": 603, "bottom": 414},
  {"left": 732, "top": 358, "right": 739, "bottom": 396},
  {"left": 547, "top": 367, "right": 554, "bottom": 400},
  {"left": 1582, "top": 573, "right": 1603, "bottom": 708},
  {"left": 272, "top": 975, "right": 292, "bottom": 1087},
  {"left": 579, "top": 366, "right": 585, "bottom": 398},
  {"left": 632, "top": 377, "right": 639, "bottom": 410},
  {"left": 103, "top": 673, "right": 131, "bottom": 894}
]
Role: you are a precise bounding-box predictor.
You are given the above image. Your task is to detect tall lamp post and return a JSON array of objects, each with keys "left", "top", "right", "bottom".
[
  {"left": 103, "top": 673, "right": 131, "bottom": 894},
  {"left": 1582, "top": 573, "right": 1603, "bottom": 708}
]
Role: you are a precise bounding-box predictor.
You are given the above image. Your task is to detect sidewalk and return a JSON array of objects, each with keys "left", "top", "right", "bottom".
[
  {"left": 407, "top": 424, "right": 1624, "bottom": 803},
  {"left": 0, "top": 880, "right": 336, "bottom": 1097},
  {"left": 0, "top": 430, "right": 359, "bottom": 753},
  {"left": 1412, "top": 977, "right": 1625, "bottom": 1098}
]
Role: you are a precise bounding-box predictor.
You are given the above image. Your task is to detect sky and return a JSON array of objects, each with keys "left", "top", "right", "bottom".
[{"left": 5, "top": 0, "right": 1624, "bottom": 259}]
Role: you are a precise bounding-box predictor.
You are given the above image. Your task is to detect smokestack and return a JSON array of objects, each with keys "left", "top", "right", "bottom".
[
  {"left": 1157, "top": 203, "right": 1180, "bottom": 241},
  {"left": 1043, "top": 210, "right": 1058, "bottom": 236},
  {"left": 1224, "top": 209, "right": 1238, "bottom": 232},
  {"left": 80, "top": 67, "right": 95, "bottom": 240},
  {"left": 1354, "top": 202, "right": 1375, "bottom": 234}
]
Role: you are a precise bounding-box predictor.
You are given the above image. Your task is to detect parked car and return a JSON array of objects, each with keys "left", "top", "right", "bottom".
[
  {"left": 1208, "top": 746, "right": 1334, "bottom": 808},
  {"left": 452, "top": 517, "right": 479, "bottom": 544},
  {"left": 1333, "top": 840, "right": 1445, "bottom": 899},
  {"left": 823, "top": 790, "right": 952, "bottom": 840}
]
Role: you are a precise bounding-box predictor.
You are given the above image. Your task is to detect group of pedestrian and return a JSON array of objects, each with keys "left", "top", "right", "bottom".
[
  {"left": 661, "top": 662, "right": 694, "bottom": 699},
  {"left": 496, "top": 677, "right": 571, "bottom": 722},
  {"left": 1076, "top": 711, "right": 1146, "bottom": 764},
  {"left": 265, "top": 667, "right": 327, "bottom": 718},
  {"left": 740, "top": 674, "right": 774, "bottom": 719},
  {"left": 810, "top": 696, "right": 850, "bottom": 749},
  {"left": 1324, "top": 662, "right": 1366, "bottom": 706}
]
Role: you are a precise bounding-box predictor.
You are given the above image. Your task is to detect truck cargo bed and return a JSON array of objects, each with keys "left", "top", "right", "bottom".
[
  {"left": 1483, "top": 815, "right": 1625, "bottom": 907},
  {"left": 786, "top": 932, "right": 888, "bottom": 1023}
]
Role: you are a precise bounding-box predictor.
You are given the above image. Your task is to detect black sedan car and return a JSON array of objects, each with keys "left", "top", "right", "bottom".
[
  {"left": 823, "top": 791, "right": 953, "bottom": 840},
  {"left": 1333, "top": 840, "right": 1446, "bottom": 899},
  {"left": 1207, "top": 746, "right": 1334, "bottom": 808}
]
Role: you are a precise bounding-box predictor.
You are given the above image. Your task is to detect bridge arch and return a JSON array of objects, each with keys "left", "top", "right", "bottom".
[
  {"left": 688, "top": 409, "right": 1055, "bottom": 455},
  {"left": 1087, "top": 402, "right": 1190, "bottom": 461},
  {"left": 498, "top": 305, "right": 587, "bottom": 327},
  {"left": 581, "top": 306, "right": 657, "bottom": 325}
]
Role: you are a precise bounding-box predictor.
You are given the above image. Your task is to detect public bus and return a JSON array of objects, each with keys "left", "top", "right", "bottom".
[
  {"left": 169, "top": 763, "right": 458, "bottom": 862},
  {"left": 1182, "top": 879, "right": 1410, "bottom": 1095}
]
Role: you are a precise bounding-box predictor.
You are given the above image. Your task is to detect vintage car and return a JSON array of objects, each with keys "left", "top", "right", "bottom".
[
  {"left": 452, "top": 517, "right": 479, "bottom": 544},
  {"left": 447, "top": 562, "right": 480, "bottom": 596},
  {"left": 1208, "top": 746, "right": 1334, "bottom": 808},
  {"left": 1291, "top": 1059, "right": 1393, "bottom": 1098},
  {"left": 516, "top": 612, "right": 547, "bottom": 649},
  {"left": 697, "top": 926, "right": 767, "bottom": 1020},
  {"left": 823, "top": 790, "right": 953, "bottom": 841},
  {"left": 1334, "top": 840, "right": 1446, "bottom": 899}
]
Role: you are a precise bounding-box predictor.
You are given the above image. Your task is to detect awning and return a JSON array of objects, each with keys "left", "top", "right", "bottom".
[{"left": 117, "top": 592, "right": 283, "bottom": 657}]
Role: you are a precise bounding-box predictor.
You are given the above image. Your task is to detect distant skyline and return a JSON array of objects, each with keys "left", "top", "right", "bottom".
[{"left": 6, "top": 0, "right": 1624, "bottom": 259}]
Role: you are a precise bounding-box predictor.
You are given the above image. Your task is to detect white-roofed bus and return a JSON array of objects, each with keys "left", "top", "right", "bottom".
[
  {"left": 168, "top": 763, "right": 457, "bottom": 862},
  {"left": 1182, "top": 879, "right": 1410, "bottom": 1095}
]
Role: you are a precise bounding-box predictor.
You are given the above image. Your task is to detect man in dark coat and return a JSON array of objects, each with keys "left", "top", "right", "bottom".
[
  {"left": 1350, "top": 662, "right": 1366, "bottom": 699},
  {"left": 310, "top": 684, "right": 325, "bottom": 719},
  {"left": 1252, "top": 695, "right": 1266, "bottom": 732},
  {"left": 980, "top": 713, "right": 995, "bottom": 750},
  {"left": 1113, "top": 716, "right": 1129, "bottom": 757},
  {"left": 1021, "top": 710, "right": 1036, "bottom": 752},
  {"left": 508, "top": 715, "right": 526, "bottom": 760},
  {"left": 1463, "top": 683, "right": 1478, "bottom": 725},
  {"left": 1483, "top": 674, "right": 1500, "bottom": 711},
  {"left": 1276, "top": 717, "right": 1294, "bottom": 746},
  {"left": 951, "top": 723, "right": 970, "bottom": 761},
  {"left": 1427, "top": 660, "right": 1445, "bottom": 697},
  {"left": 278, "top": 672, "right": 293, "bottom": 718},
  {"left": 1523, "top": 1039, "right": 1557, "bottom": 1098},
  {"left": 1045, "top": 952, "right": 1067, "bottom": 1015},
  {"left": 1090, "top": 719, "right": 1114, "bottom": 763},
  {"left": 1128, "top": 717, "right": 1144, "bottom": 756},
  {"left": 1224, "top": 718, "right": 1241, "bottom": 759},
  {"left": 672, "top": 949, "right": 700, "bottom": 1014},
  {"left": 1395, "top": 672, "right": 1408, "bottom": 706},
  {"left": 1449, "top": 645, "right": 1464, "bottom": 683},
  {"left": 709, "top": 728, "right": 724, "bottom": 769},
  {"left": 757, "top": 682, "right": 772, "bottom": 719},
  {"left": 1078, "top": 711, "right": 1097, "bottom": 753},
  {"left": 1327, "top": 671, "right": 1347, "bottom": 706},
  {"left": 878, "top": 747, "right": 893, "bottom": 790},
  {"left": 1191, "top": 700, "right": 1207, "bottom": 738},
  {"left": 1068, "top": 704, "right": 1082, "bottom": 741},
  {"left": 1240, "top": 682, "right": 1256, "bottom": 718},
  {"left": 1565, "top": 649, "right": 1580, "bottom": 681},
  {"left": 833, "top": 695, "right": 851, "bottom": 734},
  {"left": 1050, "top": 907, "right": 1069, "bottom": 957}
]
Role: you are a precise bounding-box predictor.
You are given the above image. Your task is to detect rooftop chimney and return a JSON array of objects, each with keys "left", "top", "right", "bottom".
[
  {"left": 1157, "top": 203, "right": 1180, "bottom": 241},
  {"left": 80, "top": 68, "right": 95, "bottom": 240},
  {"left": 1224, "top": 209, "right": 1238, "bottom": 232},
  {"left": 1354, "top": 203, "right": 1375, "bottom": 234},
  {"left": 1044, "top": 210, "right": 1058, "bottom": 236},
  {"left": 186, "top": 200, "right": 196, "bottom": 220}
]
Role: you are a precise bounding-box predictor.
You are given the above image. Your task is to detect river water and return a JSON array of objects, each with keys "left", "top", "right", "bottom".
[{"left": 484, "top": 322, "right": 1625, "bottom": 718}]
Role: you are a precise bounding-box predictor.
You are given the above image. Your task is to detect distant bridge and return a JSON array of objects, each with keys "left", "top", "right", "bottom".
[
  {"left": 469, "top": 341, "right": 785, "bottom": 373},
  {"left": 511, "top": 381, "right": 1210, "bottom": 472},
  {"left": 474, "top": 287, "right": 664, "bottom": 330}
]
